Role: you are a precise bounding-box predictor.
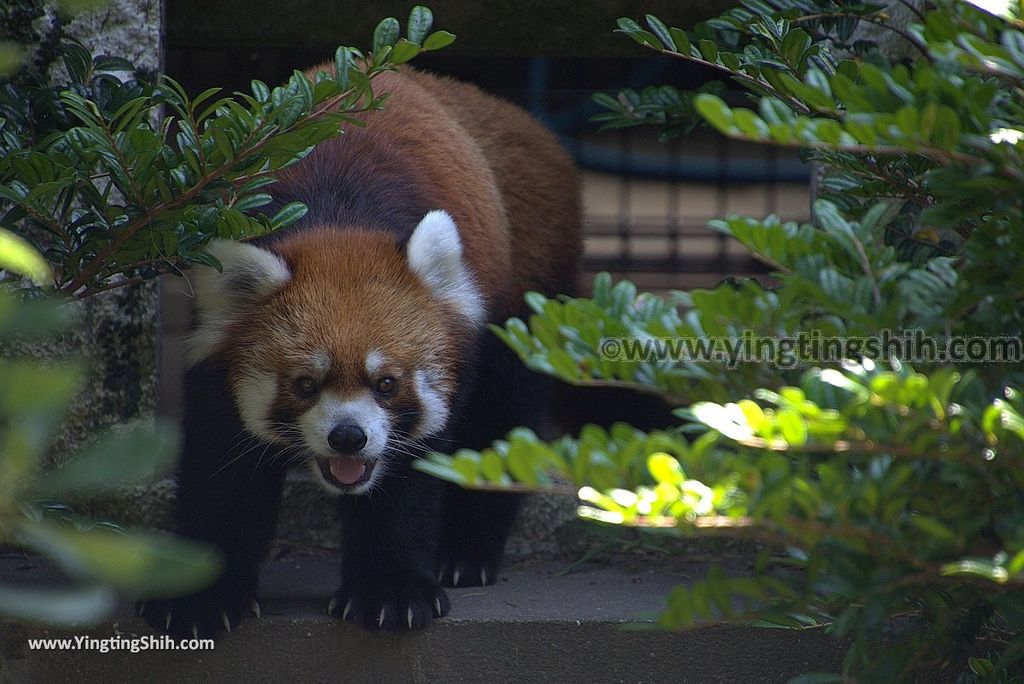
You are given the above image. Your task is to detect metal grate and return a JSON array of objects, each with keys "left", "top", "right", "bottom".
[
  {"left": 572, "top": 127, "right": 811, "bottom": 291},
  {"left": 514, "top": 57, "right": 813, "bottom": 292}
]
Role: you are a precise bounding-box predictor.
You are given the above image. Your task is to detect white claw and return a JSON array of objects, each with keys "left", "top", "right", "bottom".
[
  {"left": 192, "top": 624, "right": 199, "bottom": 640},
  {"left": 165, "top": 612, "right": 172, "bottom": 630},
  {"left": 437, "top": 566, "right": 445, "bottom": 582},
  {"left": 327, "top": 596, "right": 338, "bottom": 615},
  {"left": 407, "top": 607, "right": 415, "bottom": 629},
  {"left": 137, "top": 602, "right": 147, "bottom": 617},
  {"left": 452, "top": 568, "right": 461, "bottom": 587},
  {"left": 342, "top": 600, "right": 354, "bottom": 621},
  {"left": 433, "top": 597, "right": 443, "bottom": 617},
  {"left": 250, "top": 599, "right": 262, "bottom": 619},
  {"left": 480, "top": 569, "right": 488, "bottom": 586},
  {"left": 377, "top": 607, "right": 386, "bottom": 628},
  {"left": 221, "top": 613, "right": 232, "bottom": 633}
]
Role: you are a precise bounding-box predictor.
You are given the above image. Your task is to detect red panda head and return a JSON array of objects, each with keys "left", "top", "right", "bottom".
[{"left": 186, "top": 210, "right": 485, "bottom": 494}]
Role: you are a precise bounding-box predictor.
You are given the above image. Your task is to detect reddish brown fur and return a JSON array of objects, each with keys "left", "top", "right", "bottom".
[
  {"left": 225, "top": 229, "right": 468, "bottom": 403},
  {"left": 399, "top": 70, "right": 583, "bottom": 303},
  {"left": 277, "top": 65, "right": 583, "bottom": 319}
]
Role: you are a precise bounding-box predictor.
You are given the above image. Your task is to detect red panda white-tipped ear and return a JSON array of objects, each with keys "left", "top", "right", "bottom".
[
  {"left": 407, "top": 210, "right": 485, "bottom": 326},
  {"left": 185, "top": 239, "right": 292, "bottom": 366}
]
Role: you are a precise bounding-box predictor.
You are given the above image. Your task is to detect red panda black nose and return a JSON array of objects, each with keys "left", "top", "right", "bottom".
[{"left": 328, "top": 425, "right": 367, "bottom": 454}]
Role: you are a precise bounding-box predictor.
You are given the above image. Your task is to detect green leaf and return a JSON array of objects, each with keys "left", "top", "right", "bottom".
[
  {"left": 781, "top": 29, "right": 811, "bottom": 68},
  {"left": 407, "top": 6, "right": 433, "bottom": 45},
  {"left": 0, "top": 584, "right": 117, "bottom": 625},
  {"left": 941, "top": 558, "right": 1009, "bottom": 584},
  {"left": 334, "top": 47, "right": 354, "bottom": 89},
  {"left": 909, "top": 515, "right": 958, "bottom": 545},
  {"left": 412, "top": 456, "right": 467, "bottom": 485},
  {"left": 93, "top": 55, "right": 135, "bottom": 72},
  {"left": 269, "top": 201, "right": 309, "bottom": 229},
  {"left": 616, "top": 18, "right": 661, "bottom": 49},
  {"left": 251, "top": 79, "right": 271, "bottom": 102},
  {"left": 733, "top": 109, "right": 770, "bottom": 139},
  {"left": 668, "top": 28, "right": 691, "bottom": 55},
  {"left": 1008, "top": 549, "right": 1024, "bottom": 577},
  {"left": 0, "top": 41, "right": 24, "bottom": 76},
  {"left": 390, "top": 39, "right": 422, "bottom": 65},
  {"left": 645, "top": 14, "right": 676, "bottom": 51},
  {"left": 776, "top": 408, "right": 808, "bottom": 445},
  {"left": 233, "top": 193, "right": 273, "bottom": 213},
  {"left": 0, "top": 228, "right": 53, "bottom": 285},
  {"left": 698, "top": 39, "right": 719, "bottom": 63},
  {"left": 693, "top": 94, "right": 736, "bottom": 134},
  {"left": 37, "top": 421, "right": 179, "bottom": 497},
  {"left": 20, "top": 523, "right": 223, "bottom": 598},
  {"left": 451, "top": 451, "right": 481, "bottom": 483},
  {"left": 373, "top": 17, "right": 401, "bottom": 54},
  {"left": 62, "top": 42, "right": 92, "bottom": 85},
  {"left": 968, "top": 657, "right": 995, "bottom": 677},
  {"left": 422, "top": 30, "right": 456, "bottom": 51},
  {"left": 929, "top": 105, "right": 960, "bottom": 150},
  {"left": 481, "top": 450, "right": 504, "bottom": 483},
  {"left": 648, "top": 452, "right": 684, "bottom": 485}
]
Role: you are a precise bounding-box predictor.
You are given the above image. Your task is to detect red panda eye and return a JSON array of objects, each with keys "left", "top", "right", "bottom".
[
  {"left": 376, "top": 377, "right": 396, "bottom": 395},
  {"left": 294, "top": 376, "right": 318, "bottom": 397}
]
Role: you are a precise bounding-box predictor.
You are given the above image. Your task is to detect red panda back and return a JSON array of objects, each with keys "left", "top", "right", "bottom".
[
  {"left": 400, "top": 70, "right": 583, "bottom": 302},
  {"left": 270, "top": 66, "right": 582, "bottom": 321}
]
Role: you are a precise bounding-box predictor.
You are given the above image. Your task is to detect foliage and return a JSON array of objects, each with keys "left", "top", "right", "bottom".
[
  {"left": 0, "top": 5, "right": 454, "bottom": 298},
  {"left": 590, "top": 81, "right": 727, "bottom": 142},
  {"left": 416, "top": 1, "right": 1024, "bottom": 680},
  {"left": 0, "top": 238, "right": 221, "bottom": 625}
]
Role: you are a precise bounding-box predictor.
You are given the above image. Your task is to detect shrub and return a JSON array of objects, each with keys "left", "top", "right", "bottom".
[
  {"left": 416, "top": 2, "right": 1024, "bottom": 680},
  {"left": 0, "top": 235, "right": 220, "bottom": 625}
]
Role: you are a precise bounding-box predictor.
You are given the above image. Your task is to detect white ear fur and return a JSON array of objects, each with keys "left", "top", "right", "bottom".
[
  {"left": 185, "top": 239, "right": 291, "bottom": 366},
  {"left": 406, "top": 210, "right": 485, "bottom": 326}
]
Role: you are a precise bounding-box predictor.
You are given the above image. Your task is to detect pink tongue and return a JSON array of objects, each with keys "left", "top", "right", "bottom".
[{"left": 328, "top": 457, "right": 366, "bottom": 485}]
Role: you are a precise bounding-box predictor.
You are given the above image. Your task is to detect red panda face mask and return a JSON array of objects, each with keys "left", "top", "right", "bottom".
[{"left": 185, "top": 210, "right": 485, "bottom": 494}]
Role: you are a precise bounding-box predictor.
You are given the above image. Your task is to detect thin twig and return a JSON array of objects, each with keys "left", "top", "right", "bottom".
[
  {"left": 792, "top": 13, "right": 933, "bottom": 62},
  {"left": 894, "top": 0, "right": 926, "bottom": 22},
  {"left": 654, "top": 48, "right": 812, "bottom": 116}
]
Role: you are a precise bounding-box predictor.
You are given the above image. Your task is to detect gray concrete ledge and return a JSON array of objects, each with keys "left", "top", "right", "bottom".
[{"left": 1, "top": 551, "right": 844, "bottom": 683}]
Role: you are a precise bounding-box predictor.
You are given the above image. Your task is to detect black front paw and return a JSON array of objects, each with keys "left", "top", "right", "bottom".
[
  {"left": 138, "top": 585, "right": 262, "bottom": 639},
  {"left": 438, "top": 545, "right": 503, "bottom": 588},
  {"left": 328, "top": 578, "right": 450, "bottom": 631}
]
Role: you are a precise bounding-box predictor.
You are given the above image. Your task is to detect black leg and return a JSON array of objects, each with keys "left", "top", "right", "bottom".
[
  {"left": 329, "top": 464, "right": 450, "bottom": 630},
  {"left": 438, "top": 332, "right": 550, "bottom": 588},
  {"left": 438, "top": 485, "right": 522, "bottom": 587},
  {"left": 140, "top": 360, "right": 286, "bottom": 638}
]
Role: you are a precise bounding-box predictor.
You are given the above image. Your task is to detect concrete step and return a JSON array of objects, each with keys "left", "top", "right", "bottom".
[
  {"left": 1, "top": 550, "right": 844, "bottom": 683},
  {"left": 69, "top": 472, "right": 583, "bottom": 558}
]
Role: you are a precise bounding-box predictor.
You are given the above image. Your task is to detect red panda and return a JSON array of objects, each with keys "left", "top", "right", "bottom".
[{"left": 140, "top": 66, "right": 581, "bottom": 635}]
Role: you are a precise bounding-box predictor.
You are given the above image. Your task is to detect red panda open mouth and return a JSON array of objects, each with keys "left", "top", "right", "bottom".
[{"left": 315, "top": 456, "right": 376, "bottom": 488}]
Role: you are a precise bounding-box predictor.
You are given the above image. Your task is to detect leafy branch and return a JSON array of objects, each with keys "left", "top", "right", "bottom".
[{"left": 0, "top": 5, "right": 456, "bottom": 298}]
